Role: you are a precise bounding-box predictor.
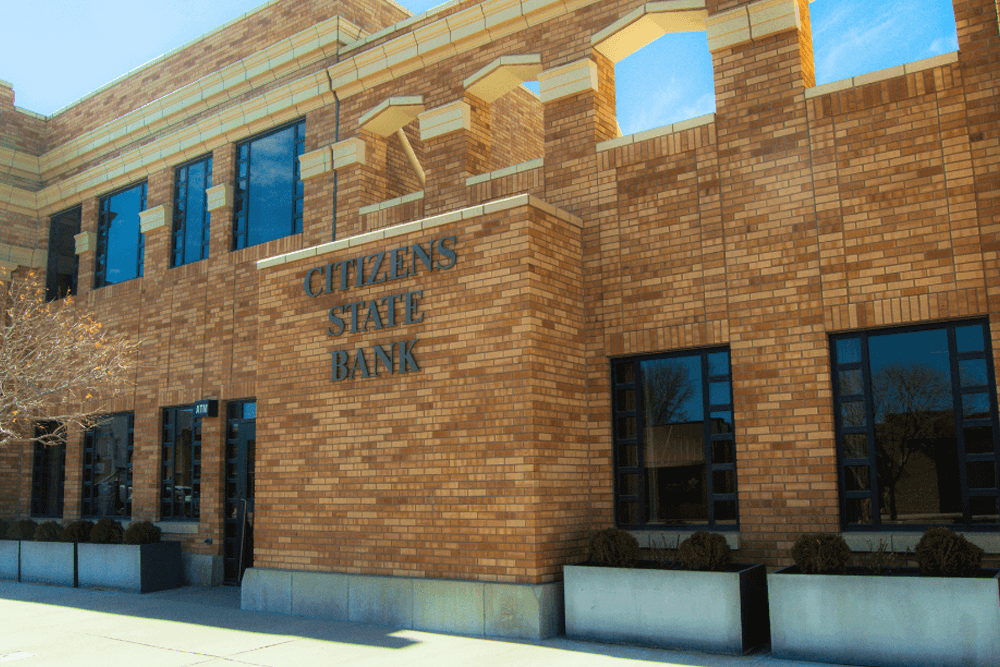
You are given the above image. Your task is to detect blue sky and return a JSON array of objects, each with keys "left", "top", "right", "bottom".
[{"left": 1, "top": 0, "right": 960, "bottom": 134}]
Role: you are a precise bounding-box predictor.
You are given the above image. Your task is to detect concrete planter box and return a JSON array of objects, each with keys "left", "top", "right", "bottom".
[
  {"left": 0, "top": 540, "right": 19, "bottom": 581},
  {"left": 19, "top": 541, "right": 76, "bottom": 587},
  {"left": 564, "top": 563, "right": 769, "bottom": 654},
  {"left": 77, "top": 542, "right": 183, "bottom": 593},
  {"left": 768, "top": 566, "right": 1000, "bottom": 667}
]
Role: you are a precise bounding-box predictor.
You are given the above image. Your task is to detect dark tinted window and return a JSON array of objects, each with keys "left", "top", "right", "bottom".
[
  {"left": 45, "top": 207, "right": 80, "bottom": 301},
  {"left": 172, "top": 155, "right": 213, "bottom": 267}
]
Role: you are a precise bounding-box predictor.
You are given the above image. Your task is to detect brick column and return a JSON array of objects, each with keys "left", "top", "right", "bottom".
[
  {"left": 74, "top": 198, "right": 99, "bottom": 300},
  {"left": 418, "top": 97, "right": 490, "bottom": 216},
  {"left": 61, "top": 426, "right": 84, "bottom": 521},
  {"left": 328, "top": 137, "right": 369, "bottom": 239},
  {"left": 706, "top": 0, "right": 833, "bottom": 564}
]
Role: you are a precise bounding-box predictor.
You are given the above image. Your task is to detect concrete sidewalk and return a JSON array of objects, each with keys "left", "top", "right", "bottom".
[{"left": 0, "top": 582, "right": 854, "bottom": 667}]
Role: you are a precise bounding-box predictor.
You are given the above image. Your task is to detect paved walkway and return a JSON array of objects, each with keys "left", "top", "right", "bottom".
[{"left": 0, "top": 582, "right": 856, "bottom": 667}]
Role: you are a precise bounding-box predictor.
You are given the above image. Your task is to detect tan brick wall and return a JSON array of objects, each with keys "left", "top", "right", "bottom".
[{"left": 1, "top": 0, "right": 998, "bottom": 577}]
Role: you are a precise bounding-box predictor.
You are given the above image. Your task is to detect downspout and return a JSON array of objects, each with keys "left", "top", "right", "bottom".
[{"left": 331, "top": 46, "right": 341, "bottom": 242}]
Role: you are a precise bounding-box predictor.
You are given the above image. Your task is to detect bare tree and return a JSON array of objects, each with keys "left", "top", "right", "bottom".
[
  {"left": 0, "top": 272, "right": 136, "bottom": 447},
  {"left": 872, "top": 361, "right": 952, "bottom": 521},
  {"left": 644, "top": 360, "right": 695, "bottom": 425}
]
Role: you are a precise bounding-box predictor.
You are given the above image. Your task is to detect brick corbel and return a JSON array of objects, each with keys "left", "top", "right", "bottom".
[
  {"left": 206, "top": 183, "right": 232, "bottom": 212},
  {"left": 538, "top": 59, "right": 599, "bottom": 104},
  {"left": 74, "top": 231, "right": 97, "bottom": 255}
]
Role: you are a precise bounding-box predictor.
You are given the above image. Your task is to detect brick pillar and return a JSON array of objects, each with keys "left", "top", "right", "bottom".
[
  {"left": 138, "top": 167, "right": 173, "bottom": 282},
  {"left": 132, "top": 401, "right": 160, "bottom": 522},
  {"left": 706, "top": 0, "right": 832, "bottom": 564},
  {"left": 75, "top": 198, "right": 99, "bottom": 301},
  {"left": 539, "top": 56, "right": 616, "bottom": 215},
  {"left": 328, "top": 136, "right": 369, "bottom": 239},
  {"left": 418, "top": 97, "right": 490, "bottom": 216}
]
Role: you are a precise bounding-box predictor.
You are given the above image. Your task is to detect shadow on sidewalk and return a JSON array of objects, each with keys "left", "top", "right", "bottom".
[{"left": 0, "top": 581, "right": 418, "bottom": 650}]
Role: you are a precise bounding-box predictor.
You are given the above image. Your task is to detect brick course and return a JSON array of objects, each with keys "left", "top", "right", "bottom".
[{"left": 1, "top": 0, "right": 998, "bottom": 581}]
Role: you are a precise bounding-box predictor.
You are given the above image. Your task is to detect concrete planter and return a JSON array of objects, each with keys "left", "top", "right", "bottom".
[
  {"left": 0, "top": 540, "right": 19, "bottom": 581},
  {"left": 19, "top": 541, "right": 76, "bottom": 587},
  {"left": 768, "top": 566, "right": 1000, "bottom": 667},
  {"left": 78, "top": 542, "right": 183, "bottom": 593},
  {"left": 564, "top": 563, "right": 769, "bottom": 654}
]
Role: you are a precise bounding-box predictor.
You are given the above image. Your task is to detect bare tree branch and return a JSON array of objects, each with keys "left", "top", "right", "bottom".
[{"left": 0, "top": 272, "right": 137, "bottom": 447}]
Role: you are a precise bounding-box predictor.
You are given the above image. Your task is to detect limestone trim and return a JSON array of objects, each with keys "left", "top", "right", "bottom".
[
  {"left": 299, "top": 146, "right": 333, "bottom": 179},
  {"left": 596, "top": 113, "right": 715, "bottom": 152},
  {"left": 139, "top": 204, "right": 172, "bottom": 234},
  {"left": 36, "top": 16, "right": 365, "bottom": 184},
  {"left": 33, "top": 71, "right": 332, "bottom": 217},
  {"left": 359, "top": 190, "right": 425, "bottom": 216},
  {"left": 465, "top": 158, "right": 544, "bottom": 186},
  {"left": 804, "top": 51, "right": 959, "bottom": 99},
  {"left": 332, "top": 138, "right": 367, "bottom": 169},
  {"left": 0, "top": 183, "right": 38, "bottom": 215},
  {"left": 0, "top": 147, "right": 42, "bottom": 185},
  {"left": 419, "top": 102, "right": 472, "bottom": 141},
  {"left": 74, "top": 232, "right": 97, "bottom": 255},
  {"left": 592, "top": 1, "right": 708, "bottom": 63},
  {"left": 257, "top": 192, "right": 582, "bottom": 270},
  {"left": 358, "top": 96, "right": 425, "bottom": 137},
  {"left": 0, "top": 243, "right": 46, "bottom": 269},
  {"left": 463, "top": 54, "right": 543, "bottom": 103},
  {"left": 328, "top": 0, "right": 607, "bottom": 99},
  {"left": 706, "top": 0, "right": 802, "bottom": 52},
  {"left": 538, "top": 59, "right": 599, "bottom": 104},
  {"left": 206, "top": 184, "right": 232, "bottom": 212}
]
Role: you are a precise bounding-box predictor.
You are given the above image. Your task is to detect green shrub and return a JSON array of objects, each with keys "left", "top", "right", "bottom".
[
  {"left": 791, "top": 532, "right": 851, "bottom": 574},
  {"left": 915, "top": 527, "right": 983, "bottom": 578},
  {"left": 60, "top": 520, "right": 94, "bottom": 543},
  {"left": 10, "top": 519, "right": 38, "bottom": 541},
  {"left": 90, "top": 518, "right": 124, "bottom": 544},
  {"left": 678, "top": 531, "right": 731, "bottom": 571},
  {"left": 0, "top": 518, "right": 8, "bottom": 540},
  {"left": 123, "top": 521, "right": 161, "bottom": 545},
  {"left": 33, "top": 521, "right": 63, "bottom": 542},
  {"left": 588, "top": 528, "right": 640, "bottom": 568}
]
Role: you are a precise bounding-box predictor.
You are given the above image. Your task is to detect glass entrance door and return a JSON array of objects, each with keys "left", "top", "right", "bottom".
[{"left": 224, "top": 401, "right": 256, "bottom": 585}]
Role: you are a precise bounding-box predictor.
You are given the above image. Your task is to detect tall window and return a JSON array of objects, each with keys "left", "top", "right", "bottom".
[
  {"left": 172, "top": 155, "right": 213, "bottom": 267},
  {"left": 45, "top": 206, "right": 80, "bottom": 301},
  {"left": 82, "top": 413, "right": 133, "bottom": 519},
  {"left": 612, "top": 348, "right": 737, "bottom": 529},
  {"left": 832, "top": 321, "right": 1000, "bottom": 530},
  {"left": 31, "top": 423, "right": 65, "bottom": 518},
  {"left": 95, "top": 181, "right": 146, "bottom": 288},
  {"left": 161, "top": 406, "right": 202, "bottom": 520},
  {"left": 232, "top": 119, "right": 305, "bottom": 250}
]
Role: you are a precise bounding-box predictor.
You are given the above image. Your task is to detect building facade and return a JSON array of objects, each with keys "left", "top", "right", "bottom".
[{"left": 1, "top": 0, "right": 998, "bottom": 638}]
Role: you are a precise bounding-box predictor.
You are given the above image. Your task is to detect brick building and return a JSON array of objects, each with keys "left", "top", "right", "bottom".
[{"left": 1, "top": 0, "right": 998, "bottom": 639}]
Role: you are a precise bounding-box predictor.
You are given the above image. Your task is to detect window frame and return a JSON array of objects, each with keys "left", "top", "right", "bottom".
[
  {"left": 45, "top": 206, "right": 81, "bottom": 301},
  {"left": 31, "top": 423, "right": 66, "bottom": 519},
  {"left": 81, "top": 413, "right": 134, "bottom": 519},
  {"left": 611, "top": 347, "right": 738, "bottom": 531},
  {"left": 171, "top": 154, "right": 213, "bottom": 268},
  {"left": 95, "top": 180, "right": 147, "bottom": 288},
  {"left": 831, "top": 320, "right": 1000, "bottom": 532},
  {"left": 160, "top": 405, "right": 203, "bottom": 521},
  {"left": 232, "top": 119, "right": 306, "bottom": 251}
]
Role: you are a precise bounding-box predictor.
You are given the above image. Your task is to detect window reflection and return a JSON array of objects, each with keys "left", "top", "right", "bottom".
[
  {"left": 173, "top": 156, "right": 212, "bottom": 267},
  {"left": 97, "top": 183, "right": 146, "bottom": 287},
  {"left": 834, "top": 322, "right": 1000, "bottom": 529},
  {"left": 233, "top": 121, "right": 305, "bottom": 250},
  {"left": 82, "top": 414, "right": 133, "bottom": 518}
]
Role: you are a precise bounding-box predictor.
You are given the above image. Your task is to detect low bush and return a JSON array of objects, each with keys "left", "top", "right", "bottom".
[
  {"left": 123, "top": 521, "right": 161, "bottom": 545},
  {"left": 678, "top": 531, "right": 731, "bottom": 571},
  {"left": 90, "top": 518, "right": 124, "bottom": 544},
  {"left": 589, "top": 528, "right": 640, "bottom": 568},
  {"left": 915, "top": 527, "right": 983, "bottom": 578},
  {"left": 791, "top": 532, "right": 852, "bottom": 574},
  {"left": 10, "top": 519, "right": 38, "bottom": 541},
  {"left": 33, "top": 521, "right": 63, "bottom": 542},
  {"left": 60, "top": 520, "right": 94, "bottom": 544}
]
